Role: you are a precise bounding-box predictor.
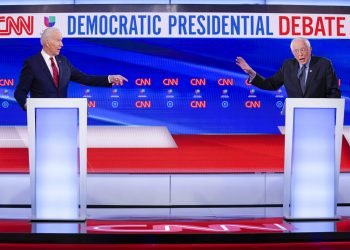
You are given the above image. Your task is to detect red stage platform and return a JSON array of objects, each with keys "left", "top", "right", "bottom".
[
  {"left": 1, "top": 135, "right": 350, "bottom": 173},
  {"left": 0, "top": 216, "right": 350, "bottom": 249}
]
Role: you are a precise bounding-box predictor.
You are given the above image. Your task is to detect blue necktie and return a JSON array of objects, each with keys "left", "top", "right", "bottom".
[{"left": 297, "top": 64, "right": 307, "bottom": 94}]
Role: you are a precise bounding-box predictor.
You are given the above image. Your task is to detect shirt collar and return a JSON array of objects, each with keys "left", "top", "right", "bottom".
[
  {"left": 299, "top": 58, "right": 311, "bottom": 69},
  {"left": 41, "top": 49, "right": 54, "bottom": 62}
]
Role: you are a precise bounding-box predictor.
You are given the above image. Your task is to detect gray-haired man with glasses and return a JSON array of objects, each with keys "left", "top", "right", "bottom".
[{"left": 235, "top": 37, "right": 340, "bottom": 99}]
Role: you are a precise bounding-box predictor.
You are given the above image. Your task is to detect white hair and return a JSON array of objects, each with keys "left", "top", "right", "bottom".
[
  {"left": 290, "top": 37, "right": 311, "bottom": 51},
  {"left": 40, "top": 27, "right": 61, "bottom": 46}
]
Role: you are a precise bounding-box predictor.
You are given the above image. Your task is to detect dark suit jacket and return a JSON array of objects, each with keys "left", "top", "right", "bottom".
[
  {"left": 251, "top": 56, "right": 341, "bottom": 98},
  {"left": 14, "top": 52, "right": 111, "bottom": 109}
]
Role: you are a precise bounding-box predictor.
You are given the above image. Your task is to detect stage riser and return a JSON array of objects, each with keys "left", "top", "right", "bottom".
[{"left": 1, "top": 173, "right": 350, "bottom": 209}]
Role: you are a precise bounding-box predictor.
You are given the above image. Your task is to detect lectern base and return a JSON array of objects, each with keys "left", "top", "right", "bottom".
[
  {"left": 283, "top": 216, "right": 340, "bottom": 222},
  {"left": 31, "top": 218, "right": 86, "bottom": 223}
]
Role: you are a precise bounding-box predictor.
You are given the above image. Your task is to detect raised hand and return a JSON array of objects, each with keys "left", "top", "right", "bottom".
[{"left": 235, "top": 56, "right": 256, "bottom": 78}]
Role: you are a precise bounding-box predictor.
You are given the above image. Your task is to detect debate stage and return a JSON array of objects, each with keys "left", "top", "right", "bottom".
[
  {"left": 0, "top": 126, "right": 350, "bottom": 248},
  {"left": 1, "top": 210, "right": 350, "bottom": 249}
]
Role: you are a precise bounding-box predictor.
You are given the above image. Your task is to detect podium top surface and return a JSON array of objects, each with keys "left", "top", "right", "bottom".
[
  {"left": 27, "top": 98, "right": 87, "bottom": 109},
  {"left": 285, "top": 98, "right": 344, "bottom": 108}
]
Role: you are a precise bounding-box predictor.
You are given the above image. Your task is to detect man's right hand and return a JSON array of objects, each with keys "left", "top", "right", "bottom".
[
  {"left": 109, "top": 75, "right": 128, "bottom": 85},
  {"left": 235, "top": 56, "right": 256, "bottom": 79}
]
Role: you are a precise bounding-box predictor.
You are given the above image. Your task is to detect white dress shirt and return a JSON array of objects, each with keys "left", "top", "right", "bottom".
[{"left": 41, "top": 50, "right": 59, "bottom": 77}]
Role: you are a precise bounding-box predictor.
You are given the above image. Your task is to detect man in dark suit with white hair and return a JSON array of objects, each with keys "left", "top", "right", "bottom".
[
  {"left": 15, "top": 27, "right": 128, "bottom": 110},
  {"left": 235, "top": 37, "right": 340, "bottom": 99}
]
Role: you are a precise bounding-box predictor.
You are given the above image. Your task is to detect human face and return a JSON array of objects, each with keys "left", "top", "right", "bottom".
[
  {"left": 44, "top": 31, "right": 63, "bottom": 56},
  {"left": 291, "top": 39, "right": 311, "bottom": 65}
]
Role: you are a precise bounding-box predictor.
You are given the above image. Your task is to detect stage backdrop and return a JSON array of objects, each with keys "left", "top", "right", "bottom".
[{"left": 0, "top": 5, "right": 349, "bottom": 134}]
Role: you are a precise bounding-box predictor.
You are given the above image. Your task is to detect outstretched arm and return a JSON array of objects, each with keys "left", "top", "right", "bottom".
[{"left": 236, "top": 56, "right": 284, "bottom": 91}]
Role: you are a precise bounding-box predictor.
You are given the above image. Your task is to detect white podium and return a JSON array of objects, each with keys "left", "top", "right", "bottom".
[
  {"left": 27, "top": 98, "right": 87, "bottom": 221},
  {"left": 283, "top": 98, "right": 344, "bottom": 220}
]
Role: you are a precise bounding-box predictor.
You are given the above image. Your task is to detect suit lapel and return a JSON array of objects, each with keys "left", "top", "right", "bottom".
[
  {"left": 303, "top": 56, "right": 315, "bottom": 96},
  {"left": 294, "top": 60, "right": 304, "bottom": 96}
]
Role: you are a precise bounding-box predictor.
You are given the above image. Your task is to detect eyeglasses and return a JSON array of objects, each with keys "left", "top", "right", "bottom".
[{"left": 293, "top": 47, "right": 308, "bottom": 54}]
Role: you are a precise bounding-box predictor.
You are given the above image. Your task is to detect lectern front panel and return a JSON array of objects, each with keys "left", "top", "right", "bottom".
[
  {"left": 34, "top": 108, "right": 80, "bottom": 220},
  {"left": 283, "top": 98, "right": 344, "bottom": 220},
  {"left": 291, "top": 108, "right": 336, "bottom": 218},
  {"left": 27, "top": 98, "right": 87, "bottom": 221}
]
